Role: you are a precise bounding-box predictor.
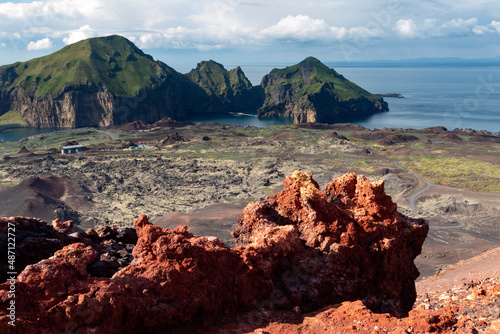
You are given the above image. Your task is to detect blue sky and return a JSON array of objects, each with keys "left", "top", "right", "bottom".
[{"left": 0, "top": 0, "right": 499, "bottom": 69}]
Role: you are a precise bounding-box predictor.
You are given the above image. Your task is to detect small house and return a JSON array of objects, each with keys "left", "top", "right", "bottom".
[{"left": 61, "top": 144, "right": 85, "bottom": 154}]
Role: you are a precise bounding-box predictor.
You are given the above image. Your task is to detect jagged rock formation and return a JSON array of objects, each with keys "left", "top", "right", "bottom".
[
  {"left": 258, "top": 57, "right": 388, "bottom": 123},
  {"left": 0, "top": 35, "right": 208, "bottom": 128},
  {"left": 0, "top": 171, "right": 428, "bottom": 333},
  {"left": 232, "top": 171, "right": 427, "bottom": 316},
  {"left": 161, "top": 132, "right": 189, "bottom": 145},
  {"left": 15, "top": 146, "right": 32, "bottom": 157},
  {"left": 186, "top": 60, "right": 263, "bottom": 113}
]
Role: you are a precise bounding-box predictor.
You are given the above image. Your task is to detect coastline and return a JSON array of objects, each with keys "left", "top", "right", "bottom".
[{"left": 2, "top": 119, "right": 500, "bottom": 143}]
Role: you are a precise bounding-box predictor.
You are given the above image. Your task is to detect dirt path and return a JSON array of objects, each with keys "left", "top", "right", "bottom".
[
  {"left": 392, "top": 160, "right": 432, "bottom": 211},
  {"left": 97, "top": 130, "right": 118, "bottom": 140},
  {"left": 392, "top": 160, "right": 468, "bottom": 230}
]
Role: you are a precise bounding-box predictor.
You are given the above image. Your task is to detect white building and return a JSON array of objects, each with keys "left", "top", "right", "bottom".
[{"left": 61, "top": 144, "right": 85, "bottom": 154}]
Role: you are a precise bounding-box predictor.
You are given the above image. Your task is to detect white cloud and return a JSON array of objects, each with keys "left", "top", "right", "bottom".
[
  {"left": 62, "top": 25, "right": 96, "bottom": 45},
  {"left": 260, "top": 15, "right": 332, "bottom": 41},
  {"left": 491, "top": 21, "right": 500, "bottom": 33},
  {"left": 472, "top": 25, "right": 492, "bottom": 35},
  {"left": 26, "top": 37, "right": 54, "bottom": 50},
  {"left": 0, "top": 0, "right": 104, "bottom": 21},
  {"left": 0, "top": 0, "right": 498, "bottom": 63},
  {"left": 394, "top": 17, "right": 495, "bottom": 39},
  {"left": 0, "top": 1, "right": 44, "bottom": 19},
  {"left": 394, "top": 19, "right": 421, "bottom": 38},
  {"left": 432, "top": 18, "right": 479, "bottom": 37},
  {"left": 260, "top": 15, "right": 382, "bottom": 42},
  {"left": 136, "top": 32, "right": 174, "bottom": 49}
]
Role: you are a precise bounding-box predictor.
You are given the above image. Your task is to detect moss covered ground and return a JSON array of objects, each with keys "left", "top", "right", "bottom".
[{"left": 1, "top": 122, "right": 499, "bottom": 194}]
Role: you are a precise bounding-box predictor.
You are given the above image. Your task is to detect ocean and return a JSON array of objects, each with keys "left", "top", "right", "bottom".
[
  {"left": 1, "top": 66, "right": 499, "bottom": 142},
  {"left": 238, "top": 65, "right": 500, "bottom": 133}
]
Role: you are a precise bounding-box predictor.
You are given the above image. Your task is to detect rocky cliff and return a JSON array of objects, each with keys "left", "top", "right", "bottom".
[
  {"left": 258, "top": 57, "right": 388, "bottom": 123},
  {"left": 186, "top": 60, "right": 263, "bottom": 113},
  {"left": 0, "top": 171, "right": 429, "bottom": 333},
  {"left": 0, "top": 35, "right": 208, "bottom": 128}
]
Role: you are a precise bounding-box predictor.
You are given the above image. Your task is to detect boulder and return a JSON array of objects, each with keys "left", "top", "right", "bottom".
[{"left": 51, "top": 218, "right": 74, "bottom": 234}]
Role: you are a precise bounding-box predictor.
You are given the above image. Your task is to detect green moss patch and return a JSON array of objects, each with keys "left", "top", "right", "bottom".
[
  {"left": 0, "top": 110, "right": 29, "bottom": 128},
  {"left": 400, "top": 156, "right": 500, "bottom": 193}
]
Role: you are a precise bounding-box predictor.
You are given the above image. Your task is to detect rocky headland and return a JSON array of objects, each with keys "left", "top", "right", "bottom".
[
  {"left": 258, "top": 57, "right": 388, "bottom": 123},
  {"left": 0, "top": 35, "right": 208, "bottom": 128}
]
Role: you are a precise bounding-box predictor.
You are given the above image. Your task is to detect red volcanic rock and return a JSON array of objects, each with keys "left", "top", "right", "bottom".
[
  {"left": 0, "top": 243, "right": 97, "bottom": 334},
  {"left": 0, "top": 172, "right": 428, "bottom": 333},
  {"left": 17, "top": 242, "right": 95, "bottom": 294},
  {"left": 233, "top": 171, "right": 428, "bottom": 317},
  {"left": 0, "top": 216, "right": 246, "bottom": 333},
  {"left": 246, "top": 300, "right": 458, "bottom": 334},
  {"left": 51, "top": 218, "right": 74, "bottom": 234}
]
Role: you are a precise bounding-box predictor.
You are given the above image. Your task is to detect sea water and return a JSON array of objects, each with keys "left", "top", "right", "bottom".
[
  {"left": 0, "top": 127, "right": 59, "bottom": 142},
  {"left": 332, "top": 66, "right": 500, "bottom": 133}
]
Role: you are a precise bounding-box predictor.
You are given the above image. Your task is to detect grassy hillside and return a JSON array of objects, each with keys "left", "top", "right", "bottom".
[
  {"left": 0, "top": 35, "right": 176, "bottom": 98},
  {"left": 186, "top": 60, "right": 263, "bottom": 112},
  {"left": 262, "top": 57, "right": 381, "bottom": 102},
  {"left": 0, "top": 110, "right": 29, "bottom": 128},
  {"left": 187, "top": 60, "right": 253, "bottom": 99}
]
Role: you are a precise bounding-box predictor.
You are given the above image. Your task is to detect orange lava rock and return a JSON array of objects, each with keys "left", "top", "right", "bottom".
[
  {"left": 233, "top": 171, "right": 428, "bottom": 317},
  {"left": 0, "top": 172, "right": 429, "bottom": 333},
  {"left": 246, "top": 300, "right": 459, "bottom": 334},
  {"left": 51, "top": 218, "right": 74, "bottom": 234}
]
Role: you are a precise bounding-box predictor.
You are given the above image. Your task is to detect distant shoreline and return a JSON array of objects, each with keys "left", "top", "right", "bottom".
[
  {"left": 1, "top": 120, "right": 499, "bottom": 143},
  {"left": 376, "top": 93, "right": 404, "bottom": 98},
  {"left": 0, "top": 124, "right": 26, "bottom": 132}
]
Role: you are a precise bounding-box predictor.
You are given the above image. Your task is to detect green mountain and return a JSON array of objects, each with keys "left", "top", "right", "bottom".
[
  {"left": 0, "top": 35, "right": 169, "bottom": 98},
  {"left": 259, "top": 57, "right": 388, "bottom": 123},
  {"left": 0, "top": 35, "right": 208, "bottom": 128},
  {"left": 186, "top": 60, "right": 263, "bottom": 112}
]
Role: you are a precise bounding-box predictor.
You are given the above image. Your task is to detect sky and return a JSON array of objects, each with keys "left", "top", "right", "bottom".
[{"left": 0, "top": 0, "right": 499, "bottom": 69}]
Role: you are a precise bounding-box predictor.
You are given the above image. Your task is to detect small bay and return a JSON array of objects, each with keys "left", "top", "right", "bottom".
[{"left": 0, "top": 127, "right": 59, "bottom": 142}]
